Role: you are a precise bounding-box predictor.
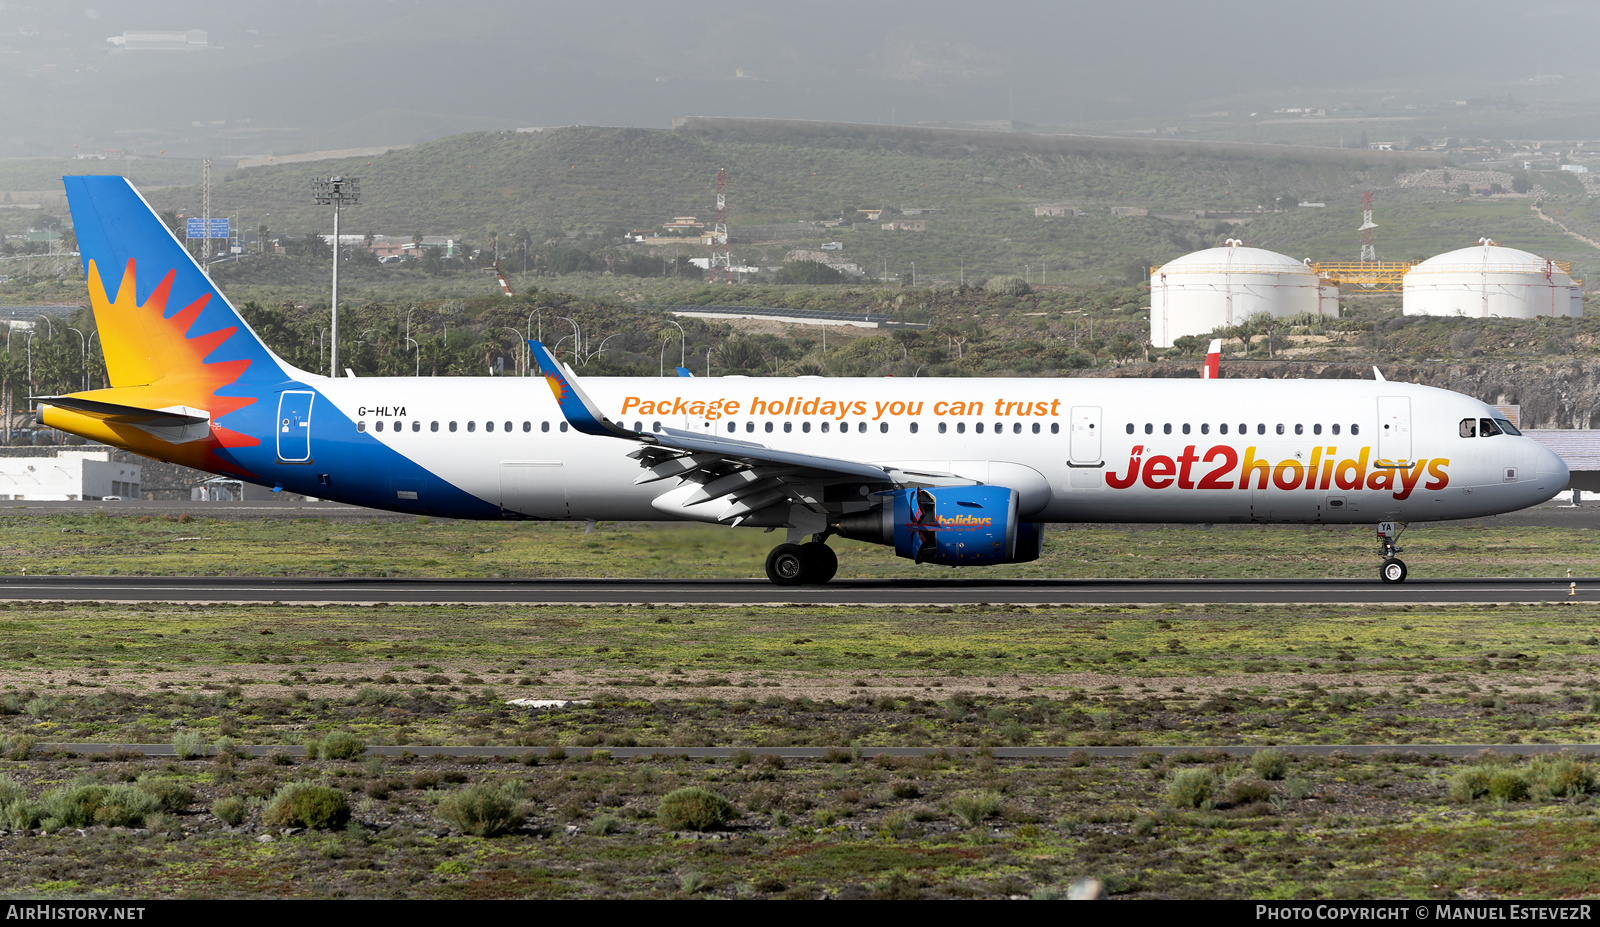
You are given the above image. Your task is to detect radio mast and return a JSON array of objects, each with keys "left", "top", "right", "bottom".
[{"left": 709, "top": 167, "right": 731, "bottom": 283}]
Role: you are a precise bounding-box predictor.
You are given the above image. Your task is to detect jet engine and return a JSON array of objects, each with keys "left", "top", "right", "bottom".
[{"left": 833, "top": 485, "right": 1043, "bottom": 566}]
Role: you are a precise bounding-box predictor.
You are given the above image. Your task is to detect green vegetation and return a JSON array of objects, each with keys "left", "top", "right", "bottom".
[
  {"left": 436, "top": 782, "right": 526, "bottom": 837},
  {"left": 656, "top": 786, "right": 737, "bottom": 831},
  {"left": 262, "top": 782, "right": 351, "bottom": 830},
  {"left": 0, "top": 513, "right": 1598, "bottom": 581}
]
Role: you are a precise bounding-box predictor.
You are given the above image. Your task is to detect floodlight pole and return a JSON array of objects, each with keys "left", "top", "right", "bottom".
[{"left": 313, "top": 176, "right": 360, "bottom": 377}]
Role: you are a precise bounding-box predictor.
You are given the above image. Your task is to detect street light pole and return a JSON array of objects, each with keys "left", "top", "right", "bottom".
[
  {"left": 312, "top": 175, "right": 360, "bottom": 377},
  {"left": 67, "top": 327, "right": 85, "bottom": 391}
]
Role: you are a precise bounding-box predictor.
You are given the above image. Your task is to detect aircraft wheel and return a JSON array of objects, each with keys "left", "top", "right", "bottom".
[
  {"left": 766, "top": 543, "right": 808, "bottom": 586},
  {"left": 800, "top": 542, "right": 838, "bottom": 584},
  {"left": 1379, "top": 558, "right": 1408, "bottom": 584}
]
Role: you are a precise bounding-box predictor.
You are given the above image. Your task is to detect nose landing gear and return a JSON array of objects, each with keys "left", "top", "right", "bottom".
[
  {"left": 765, "top": 539, "right": 838, "bottom": 586},
  {"left": 1377, "top": 521, "right": 1407, "bottom": 584}
]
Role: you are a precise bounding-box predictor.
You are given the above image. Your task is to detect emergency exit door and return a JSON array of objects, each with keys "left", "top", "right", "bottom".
[{"left": 1069, "top": 406, "right": 1101, "bottom": 465}]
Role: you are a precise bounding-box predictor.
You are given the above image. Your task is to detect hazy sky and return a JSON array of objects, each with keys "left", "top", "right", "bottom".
[{"left": 2, "top": 1, "right": 1593, "bottom": 156}]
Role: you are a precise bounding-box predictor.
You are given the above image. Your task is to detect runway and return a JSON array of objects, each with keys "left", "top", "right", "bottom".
[{"left": 0, "top": 574, "right": 1594, "bottom": 605}]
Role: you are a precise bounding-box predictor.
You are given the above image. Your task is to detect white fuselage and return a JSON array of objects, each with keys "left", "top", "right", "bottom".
[{"left": 308, "top": 374, "right": 1566, "bottom": 525}]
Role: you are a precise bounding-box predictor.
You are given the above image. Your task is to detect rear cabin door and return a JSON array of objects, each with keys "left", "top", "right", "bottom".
[
  {"left": 1377, "top": 396, "right": 1412, "bottom": 464},
  {"left": 276, "top": 391, "right": 314, "bottom": 462}
]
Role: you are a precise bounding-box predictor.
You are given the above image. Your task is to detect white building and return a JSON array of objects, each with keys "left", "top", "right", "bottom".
[
  {"left": 1403, "top": 240, "right": 1582, "bottom": 319},
  {"left": 1149, "top": 241, "right": 1334, "bottom": 348},
  {"left": 0, "top": 450, "right": 139, "bottom": 501}
]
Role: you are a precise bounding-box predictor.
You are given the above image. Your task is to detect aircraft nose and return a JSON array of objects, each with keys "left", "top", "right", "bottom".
[{"left": 1534, "top": 440, "right": 1569, "bottom": 490}]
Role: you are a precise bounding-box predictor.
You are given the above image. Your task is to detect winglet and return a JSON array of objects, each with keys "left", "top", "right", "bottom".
[
  {"left": 528, "top": 340, "right": 638, "bottom": 439},
  {"left": 1203, "top": 338, "right": 1222, "bottom": 379},
  {"left": 1372, "top": 366, "right": 1386, "bottom": 382},
  {"left": 675, "top": 366, "right": 694, "bottom": 378}
]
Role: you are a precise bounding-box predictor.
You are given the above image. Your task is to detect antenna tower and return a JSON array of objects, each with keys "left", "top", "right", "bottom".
[
  {"left": 200, "top": 158, "right": 212, "bottom": 275},
  {"left": 1359, "top": 190, "right": 1377, "bottom": 262},
  {"left": 709, "top": 167, "right": 731, "bottom": 283}
]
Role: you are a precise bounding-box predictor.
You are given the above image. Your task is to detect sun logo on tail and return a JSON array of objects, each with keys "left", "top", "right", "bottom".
[{"left": 543, "top": 370, "right": 570, "bottom": 406}]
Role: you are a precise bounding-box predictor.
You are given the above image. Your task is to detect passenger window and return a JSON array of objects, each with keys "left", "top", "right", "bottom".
[
  {"left": 939, "top": 422, "right": 947, "bottom": 434},
  {"left": 526, "top": 422, "right": 534, "bottom": 432},
  {"left": 1163, "top": 423, "right": 1172, "bottom": 435},
  {"left": 1332, "top": 424, "right": 1340, "bottom": 435},
  {"left": 653, "top": 421, "right": 662, "bottom": 433},
  {"left": 468, "top": 421, "right": 477, "bottom": 433},
  {"left": 413, "top": 421, "right": 421, "bottom": 433},
  {"left": 1460, "top": 418, "right": 1477, "bottom": 438},
  {"left": 1032, "top": 423, "right": 1040, "bottom": 434},
  {"left": 1239, "top": 423, "right": 1246, "bottom": 434},
  {"left": 976, "top": 422, "right": 985, "bottom": 434},
  {"left": 783, "top": 422, "right": 791, "bottom": 433},
  {"left": 1201, "top": 423, "right": 1210, "bottom": 434},
  {"left": 957, "top": 422, "right": 966, "bottom": 434},
  {"left": 1182, "top": 423, "right": 1191, "bottom": 435},
  {"left": 1050, "top": 423, "right": 1059, "bottom": 434},
  {"left": 541, "top": 421, "right": 549, "bottom": 433},
  {"left": 1313, "top": 424, "right": 1322, "bottom": 435},
  {"left": 1126, "top": 423, "right": 1135, "bottom": 434},
  {"left": 765, "top": 422, "right": 773, "bottom": 433},
  {"left": 431, "top": 421, "right": 439, "bottom": 432},
  {"left": 1013, "top": 423, "right": 1021, "bottom": 434},
  {"left": 859, "top": 422, "right": 867, "bottom": 434},
  {"left": 559, "top": 422, "right": 568, "bottom": 433},
  {"left": 1275, "top": 424, "right": 1284, "bottom": 435},
  {"left": 1257, "top": 424, "right": 1266, "bottom": 435},
  {"left": 630, "top": 421, "right": 639, "bottom": 432},
  {"left": 727, "top": 422, "right": 736, "bottom": 433},
  {"left": 485, "top": 421, "right": 493, "bottom": 433},
  {"left": 881, "top": 423, "right": 889, "bottom": 433},
  {"left": 504, "top": 421, "right": 512, "bottom": 433},
  {"left": 394, "top": 421, "right": 402, "bottom": 432},
  {"left": 911, "top": 422, "right": 919, "bottom": 434},
  {"left": 803, "top": 422, "right": 811, "bottom": 433},
  {"left": 821, "top": 422, "right": 830, "bottom": 433},
  {"left": 1480, "top": 418, "right": 1501, "bottom": 437},
  {"left": 746, "top": 422, "right": 755, "bottom": 433},
  {"left": 357, "top": 422, "right": 366, "bottom": 433},
  {"left": 375, "top": 421, "right": 383, "bottom": 432},
  {"left": 1351, "top": 424, "right": 1360, "bottom": 435},
  {"left": 1144, "top": 423, "right": 1153, "bottom": 435},
  {"left": 449, "top": 421, "right": 458, "bottom": 432},
  {"left": 1220, "top": 424, "right": 1228, "bottom": 435},
  {"left": 1294, "top": 424, "right": 1303, "bottom": 435}
]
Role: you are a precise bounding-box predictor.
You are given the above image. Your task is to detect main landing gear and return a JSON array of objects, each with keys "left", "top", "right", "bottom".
[
  {"left": 1377, "top": 521, "right": 1408, "bottom": 584},
  {"left": 765, "top": 539, "right": 838, "bottom": 586}
]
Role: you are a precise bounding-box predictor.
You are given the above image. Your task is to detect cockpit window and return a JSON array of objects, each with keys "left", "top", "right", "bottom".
[
  {"left": 1460, "top": 418, "right": 1477, "bottom": 438},
  {"left": 1495, "top": 418, "right": 1521, "bottom": 436},
  {"left": 1479, "top": 418, "right": 1502, "bottom": 437}
]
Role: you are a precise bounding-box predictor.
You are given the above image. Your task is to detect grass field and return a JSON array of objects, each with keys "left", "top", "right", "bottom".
[
  {"left": 0, "top": 513, "right": 1597, "bottom": 581},
  {"left": 1, "top": 515, "right": 1600, "bottom": 898}
]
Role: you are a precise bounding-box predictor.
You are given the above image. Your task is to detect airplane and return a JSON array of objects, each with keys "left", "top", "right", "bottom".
[{"left": 39, "top": 176, "right": 1569, "bottom": 586}]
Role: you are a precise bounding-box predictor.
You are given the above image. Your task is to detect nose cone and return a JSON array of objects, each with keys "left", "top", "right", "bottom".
[{"left": 1534, "top": 440, "right": 1570, "bottom": 493}]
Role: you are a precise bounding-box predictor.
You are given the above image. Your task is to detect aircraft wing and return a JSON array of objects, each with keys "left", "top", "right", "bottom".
[{"left": 529, "top": 340, "right": 968, "bottom": 521}]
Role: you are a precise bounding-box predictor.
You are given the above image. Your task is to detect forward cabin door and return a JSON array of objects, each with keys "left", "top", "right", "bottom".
[
  {"left": 1069, "top": 406, "right": 1102, "bottom": 465},
  {"left": 276, "top": 391, "right": 314, "bottom": 463},
  {"left": 1378, "top": 396, "right": 1412, "bottom": 464}
]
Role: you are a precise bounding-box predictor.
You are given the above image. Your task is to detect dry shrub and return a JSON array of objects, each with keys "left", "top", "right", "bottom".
[{"left": 657, "top": 787, "right": 736, "bottom": 831}]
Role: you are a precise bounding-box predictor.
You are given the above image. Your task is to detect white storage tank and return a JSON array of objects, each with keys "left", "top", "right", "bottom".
[
  {"left": 1149, "top": 240, "right": 1328, "bottom": 348},
  {"left": 1403, "top": 239, "right": 1582, "bottom": 319}
]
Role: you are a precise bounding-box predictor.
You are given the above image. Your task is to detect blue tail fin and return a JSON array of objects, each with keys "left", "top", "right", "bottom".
[{"left": 64, "top": 175, "right": 291, "bottom": 389}]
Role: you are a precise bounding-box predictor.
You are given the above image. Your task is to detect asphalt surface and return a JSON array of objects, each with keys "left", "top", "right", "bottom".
[{"left": 0, "top": 575, "right": 1596, "bottom": 605}]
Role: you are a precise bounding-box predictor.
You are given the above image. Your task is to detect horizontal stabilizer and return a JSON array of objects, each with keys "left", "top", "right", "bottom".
[{"left": 31, "top": 396, "right": 208, "bottom": 426}]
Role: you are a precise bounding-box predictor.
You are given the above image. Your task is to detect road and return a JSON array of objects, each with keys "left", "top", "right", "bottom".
[{"left": 0, "top": 575, "right": 1593, "bottom": 605}]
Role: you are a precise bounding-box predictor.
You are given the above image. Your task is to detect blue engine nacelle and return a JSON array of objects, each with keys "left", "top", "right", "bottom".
[{"left": 886, "top": 486, "right": 1042, "bottom": 565}]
